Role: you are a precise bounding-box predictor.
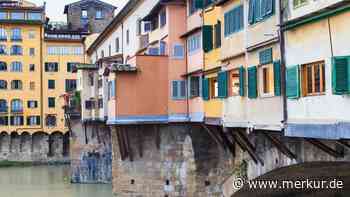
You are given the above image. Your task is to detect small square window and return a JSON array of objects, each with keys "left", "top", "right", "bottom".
[
  {"left": 96, "top": 10, "right": 103, "bottom": 19},
  {"left": 260, "top": 64, "right": 274, "bottom": 97},
  {"left": 48, "top": 80, "right": 55, "bottom": 89},
  {"left": 30, "top": 81, "right": 35, "bottom": 90},
  {"left": 29, "top": 64, "right": 35, "bottom": 72},
  {"left": 29, "top": 48, "right": 35, "bottom": 56},
  {"left": 48, "top": 97, "right": 55, "bottom": 108},
  {"left": 230, "top": 69, "right": 240, "bottom": 96},
  {"left": 81, "top": 10, "right": 88, "bottom": 19}
]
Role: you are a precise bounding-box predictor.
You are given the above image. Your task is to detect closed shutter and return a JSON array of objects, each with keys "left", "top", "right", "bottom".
[
  {"left": 202, "top": 77, "right": 209, "bottom": 100},
  {"left": 248, "top": 66, "right": 258, "bottom": 99},
  {"left": 180, "top": 80, "right": 186, "bottom": 98},
  {"left": 26, "top": 117, "right": 30, "bottom": 125},
  {"left": 254, "top": 0, "right": 261, "bottom": 22},
  {"left": 259, "top": 48, "right": 273, "bottom": 65},
  {"left": 332, "top": 56, "right": 349, "bottom": 95},
  {"left": 248, "top": 0, "right": 255, "bottom": 24},
  {"left": 172, "top": 81, "right": 178, "bottom": 98},
  {"left": 36, "top": 116, "right": 40, "bottom": 125},
  {"left": 239, "top": 66, "right": 245, "bottom": 96},
  {"left": 194, "top": 0, "right": 203, "bottom": 9},
  {"left": 286, "top": 65, "right": 300, "bottom": 99},
  {"left": 202, "top": 25, "right": 213, "bottom": 53},
  {"left": 273, "top": 60, "right": 281, "bottom": 96},
  {"left": 215, "top": 21, "right": 221, "bottom": 48},
  {"left": 55, "top": 63, "right": 58, "bottom": 72},
  {"left": 218, "top": 71, "right": 228, "bottom": 98},
  {"left": 265, "top": 0, "right": 274, "bottom": 16}
]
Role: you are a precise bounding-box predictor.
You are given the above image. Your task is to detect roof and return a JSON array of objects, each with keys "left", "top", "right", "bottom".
[
  {"left": 110, "top": 63, "right": 137, "bottom": 73},
  {"left": 143, "top": 0, "right": 186, "bottom": 21},
  {"left": 64, "top": 0, "right": 116, "bottom": 14},
  {"left": 75, "top": 63, "right": 98, "bottom": 70},
  {"left": 86, "top": 0, "right": 139, "bottom": 55}
]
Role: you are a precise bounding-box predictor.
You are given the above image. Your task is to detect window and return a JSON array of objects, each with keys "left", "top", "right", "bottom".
[
  {"left": 27, "top": 116, "right": 40, "bottom": 126},
  {"left": 81, "top": 10, "right": 88, "bottom": 19},
  {"left": 98, "top": 98, "right": 103, "bottom": 108},
  {"left": 11, "top": 45, "right": 22, "bottom": 55},
  {"left": 159, "top": 9, "right": 166, "bottom": 27},
  {"left": 0, "top": 28, "right": 7, "bottom": 40},
  {"left": 45, "top": 62, "right": 58, "bottom": 72},
  {"left": 214, "top": 21, "right": 221, "bottom": 48},
  {"left": 187, "top": 33, "right": 201, "bottom": 54},
  {"left": 29, "top": 64, "right": 35, "bottom": 72},
  {"left": 96, "top": 10, "right": 103, "bottom": 19},
  {"left": 10, "top": 116, "right": 24, "bottom": 126},
  {"left": 48, "top": 80, "right": 55, "bottom": 89},
  {"left": 11, "top": 99, "right": 23, "bottom": 112},
  {"left": 0, "top": 12, "right": 7, "bottom": 20},
  {"left": 259, "top": 48, "right": 273, "bottom": 65},
  {"left": 189, "top": 76, "right": 200, "bottom": 98},
  {"left": 65, "top": 79, "right": 77, "bottom": 92},
  {"left": 293, "top": 0, "right": 308, "bottom": 8},
  {"left": 85, "top": 100, "right": 95, "bottom": 110},
  {"left": 108, "top": 80, "right": 115, "bottom": 100},
  {"left": 28, "top": 31, "right": 36, "bottom": 39},
  {"left": 0, "top": 80, "right": 7, "bottom": 89},
  {"left": 248, "top": 0, "right": 274, "bottom": 25},
  {"left": 98, "top": 78, "right": 103, "bottom": 88},
  {"left": 173, "top": 44, "right": 184, "bottom": 59},
  {"left": 0, "top": 116, "right": 8, "bottom": 125},
  {"left": 29, "top": 81, "right": 35, "bottom": 90},
  {"left": 189, "top": 0, "right": 200, "bottom": 15},
  {"left": 172, "top": 80, "right": 186, "bottom": 100},
  {"left": 89, "top": 73, "right": 94, "bottom": 86},
  {"left": 209, "top": 77, "right": 218, "bottom": 99},
  {"left": 230, "top": 69, "right": 240, "bottom": 96},
  {"left": 67, "top": 62, "right": 76, "bottom": 72},
  {"left": 46, "top": 115, "right": 56, "bottom": 127},
  {"left": 10, "top": 62, "right": 22, "bottom": 72},
  {"left": 27, "top": 100, "right": 38, "bottom": 108},
  {"left": 29, "top": 48, "right": 35, "bottom": 56},
  {"left": 160, "top": 41, "right": 166, "bottom": 55},
  {"left": 28, "top": 12, "right": 42, "bottom": 20},
  {"left": 126, "top": 30, "right": 130, "bottom": 45},
  {"left": 0, "top": 62, "right": 6, "bottom": 71},
  {"left": 10, "top": 12, "right": 25, "bottom": 20},
  {"left": 260, "top": 64, "right": 274, "bottom": 96},
  {"left": 148, "top": 47, "right": 159, "bottom": 55},
  {"left": 301, "top": 61, "right": 325, "bottom": 96},
  {"left": 11, "top": 28, "right": 22, "bottom": 41},
  {"left": 48, "top": 97, "right": 55, "bottom": 108},
  {"left": 0, "top": 100, "right": 7, "bottom": 113},
  {"left": 115, "top": 38, "right": 120, "bottom": 52},
  {"left": 11, "top": 80, "right": 22, "bottom": 90},
  {"left": 224, "top": 5, "right": 243, "bottom": 36},
  {"left": 0, "top": 45, "right": 6, "bottom": 55}
]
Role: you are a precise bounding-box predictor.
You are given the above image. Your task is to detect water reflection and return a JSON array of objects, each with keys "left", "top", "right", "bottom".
[{"left": 0, "top": 165, "right": 112, "bottom": 197}]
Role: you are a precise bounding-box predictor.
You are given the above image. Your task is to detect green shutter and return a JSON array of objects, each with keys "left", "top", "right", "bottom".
[
  {"left": 202, "top": 25, "right": 213, "bottom": 53},
  {"left": 215, "top": 21, "right": 221, "bottom": 48},
  {"left": 273, "top": 60, "right": 281, "bottom": 96},
  {"left": 332, "top": 56, "right": 350, "bottom": 95},
  {"left": 218, "top": 71, "right": 228, "bottom": 98},
  {"left": 259, "top": 48, "right": 273, "bottom": 65},
  {"left": 286, "top": 65, "right": 300, "bottom": 99},
  {"left": 202, "top": 77, "right": 210, "bottom": 100},
  {"left": 239, "top": 66, "right": 245, "bottom": 96},
  {"left": 254, "top": 0, "right": 261, "bottom": 22},
  {"left": 248, "top": 0, "right": 255, "bottom": 24},
  {"left": 194, "top": 0, "right": 203, "bottom": 9},
  {"left": 248, "top": 66, "right": 258, "bottom": 99}
]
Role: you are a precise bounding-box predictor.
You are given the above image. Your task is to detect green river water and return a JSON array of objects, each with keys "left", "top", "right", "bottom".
[{"left": 0, "top": 165, "right": 113, "bottom": 197}]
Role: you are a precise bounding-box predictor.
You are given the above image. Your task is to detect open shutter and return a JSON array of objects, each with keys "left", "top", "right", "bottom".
[
  {"left": 273, "top": 60, "right": 281, "bottom": 96},
  {"left": 254, "top": 0, "right": 261, "bottom": 22},
  {"left": 36, "top": 116, "right": 40, "bottom": 125},
  {"left": 202, "top": 78, "right": 209, "bottom": 100},
  {"left": 218, "top": 71, "right": 228, "bottom": 98},
  {"left": 286, "top": 65, "right": 300, "bottom": 99},
  {"left": 179, "top": 80, "right": 186, "bottom": 98},
  {"left": 215, "top": 21, "right": 221, "bottom": 48},
  {"left": 265, "top": 0, "right": 274, "bottom": 16},
  {"left": 202, "top": 25, "right": 213, "bottom": 53},
  {"left": 239, "top": 66, "right": 245, "bottom": 96},
  {"left": 248, "top": 0, "right": 255, "bottom": 24},
  {"left": 248, "top": 66, "right": 258, "bottom": 98},
  {"left": 172, "top": 81, "right": 178, "bottom": 99},
  {"left": 332, "top": 57, "right": 349, "bottom": 95}
]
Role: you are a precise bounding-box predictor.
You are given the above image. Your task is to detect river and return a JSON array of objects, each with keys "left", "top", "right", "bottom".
[{"left": 0, "top": 165, "right": 113, "bottom": 197}]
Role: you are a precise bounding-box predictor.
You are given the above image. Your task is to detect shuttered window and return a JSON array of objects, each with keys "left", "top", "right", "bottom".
[
  {"left": 172, "top": 80, "right": 186, "bottom": 100},
  {"left": 248, "top": 0, "right": 274, "bottom": 25},
  {"left": 218, "top": 71, "right": 228, "bottom": 98},
  {"left": 214, "top": 21, "right": 221, "bottom": 48},
  {"left": 259, "top": 48, "right": 273, "bottom": 65},
  {"left": 202, "top": 78, "right": 210, "bottom": 100},
  {"left": 239, "top": 66, "right": 245, "bottom": 96},
  {"left": 286, "top": 65, "right": 300, "bottom": 99},
  {"left": 224, "top": 5, "right": 244, "bottom": 37},
  {"left": 273, "top": 60, "right": 281, "bottom": 96},
  {"left": 332, "top": 56, "right": 350, "bottom": 95},
  {"left": 202, "top": 25, "right": 213, "bottom": 53},
  {"left": 248, "top": 66, "right": 258, "bottom": 98},
  {"left": 189, "top": 76, "right": 200, "bottom": 98}
]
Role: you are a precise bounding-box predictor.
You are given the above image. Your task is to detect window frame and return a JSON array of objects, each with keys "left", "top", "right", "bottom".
[
  {"left": 301, "top": 61, "right": 326, "bottom": 97},
  {"left": 229, "top": 68, "right": 241, "bottom": 97},
  {"left": 209, "top": 77, "right": 219, "bottom": 99},
  {"left": 259, "top": 63, "right": 275, "bottom": 97}
]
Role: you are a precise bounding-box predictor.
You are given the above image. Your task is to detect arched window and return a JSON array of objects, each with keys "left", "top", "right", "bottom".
[
  {"left": 11, "top": 99, "right": 23, "bottom": 112},
  {"left": 0, "top": 99, "right": 7, "bottom": 112},
  {"left": 11, "top": 28, "right": 22, "bottom": 41},
  {"left": 0, "top": 45, "right": 6, "bottom": 55},
  {"left": 10, "top": 62, "right": 22, "bottom": 72},
  {"left": 0, "top": 62, "right": 6, "bottom": 71},
  {"left": 0, "top": 80, "right": 7, "bottom": 89},
  {"left": 11, "top": 80, "right": 22, "bottom": 90},
  {"left": 10, "top": 45, "right": 22, "bottom": 55},
  {"left": 0, "top": 28, "right": 7, "bottom": 41}
]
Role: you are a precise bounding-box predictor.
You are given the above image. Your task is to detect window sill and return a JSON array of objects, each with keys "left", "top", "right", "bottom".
[
  {"left": 248, "top": 14, "right": 274, "bottom": 27},
  {"left": 260, "top": 93, "right": 275, "bottom": 98},
  {"left": 304, "top": 92, "right": 326, "bottom": 97}
]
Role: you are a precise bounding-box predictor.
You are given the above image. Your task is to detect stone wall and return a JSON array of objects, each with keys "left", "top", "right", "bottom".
[
  {"left": 0, "top": 131, "right": 69, "bottom": 163},
  {"left": 70, "top": 119, "right": 112, "bottom": 183},
  {"left": 111, "top": 124, "right": 235, "bottom": 197}
]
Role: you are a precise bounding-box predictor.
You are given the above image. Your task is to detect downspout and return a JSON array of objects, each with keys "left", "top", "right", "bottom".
[{"left": 279, "top": 0, "right": 288, "bottom": 127}]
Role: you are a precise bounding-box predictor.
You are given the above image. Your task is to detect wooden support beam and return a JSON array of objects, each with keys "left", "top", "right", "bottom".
[
  {"left": 201, "top": 124, "right": 226, "bottom": 150},
  {"left": 124, "top": 127, "right": 133, "bottom": 162},
  {"left": 116, "top": 127, "right": 126, "bottom": 160},
  {"left": 218, "top": 127, "right": 235, "bottom": 157},
  {"left": 229, "top": 131, "right": 246, "bottom": 152},
  {"left": 235, "top": 129, "right": 264, "bottom": 166},
  {"left": 337, "top": 140, "right": 350, "bottom": 150},
  {"left": 120, "top": 126, "right": 129, "bottom": 160},
  {"left": 306, "top": 139, "right": 344, "bottom": 158},
  {"left": 136, "top": 126, "right": 143, "bottom": 158},
  {"left": 263, "top": 132, "right": 297, "bottom": 160}
]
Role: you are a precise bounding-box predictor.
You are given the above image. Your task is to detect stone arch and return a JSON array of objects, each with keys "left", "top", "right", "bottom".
[
  {"left": 10, "top": 132, "right": 20, "bottom": 153},
  {"left": 0, "top": 132, "right": 10, "bottom": 154},
  {"left": 32, "top": 132, "right": 49, "bottom": 160},
  {"left": 20, "top": 132, "right": 31, "bottom": 153},
  {"left": 48, "top": 131, "right": 64, "bottom": 158}
]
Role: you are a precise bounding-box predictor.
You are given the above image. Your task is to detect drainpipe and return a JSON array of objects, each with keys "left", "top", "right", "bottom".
[{"left": 279, "top": 0, "right": 288, "bottom": 127}]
